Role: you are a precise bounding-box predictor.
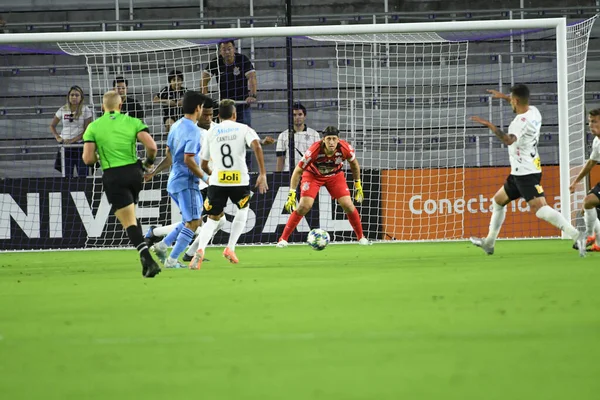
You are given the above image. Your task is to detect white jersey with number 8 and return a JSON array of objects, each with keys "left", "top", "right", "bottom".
[{"left": 200, "top": 119, "right": 260, "bottom": 187}]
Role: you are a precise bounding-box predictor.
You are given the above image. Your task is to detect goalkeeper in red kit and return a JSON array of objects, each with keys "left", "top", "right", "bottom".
[{"left": 277, "top": 126, "right": 371, "bottom": 247}]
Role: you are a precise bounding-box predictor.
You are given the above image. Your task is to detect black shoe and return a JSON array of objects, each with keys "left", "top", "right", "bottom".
[
  {"left": 141, "top": 254, "right": 161, "bottom": 278},
  {"left": 182, "top": 253, "right": 210, "bottom": 263},
  {"left": 144, "top": 225, "right": 162, "bottom": 247}
]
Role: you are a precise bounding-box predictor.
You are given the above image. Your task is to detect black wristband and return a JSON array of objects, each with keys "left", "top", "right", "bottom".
[{"left": 145, "top": 158, "right": 155, "bottom": 166}]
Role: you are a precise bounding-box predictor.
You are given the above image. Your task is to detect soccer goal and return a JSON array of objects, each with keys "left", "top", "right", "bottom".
[{"left": 0, "top": 16, "right": 597, "bottom": 250}]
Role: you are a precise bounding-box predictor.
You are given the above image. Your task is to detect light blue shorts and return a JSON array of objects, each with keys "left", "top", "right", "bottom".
[{"left": 170, "top": 188, "right": 202, "bottom": 222}]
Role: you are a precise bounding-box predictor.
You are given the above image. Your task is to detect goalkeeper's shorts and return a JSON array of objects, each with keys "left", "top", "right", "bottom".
[{"left": 300, "top": 171, "right": 349, "bottom": 200}]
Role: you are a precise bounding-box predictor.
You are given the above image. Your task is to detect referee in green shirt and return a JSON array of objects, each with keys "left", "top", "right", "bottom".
[{"left": 82, "top": 90, "right": 161, "bottom": 278}]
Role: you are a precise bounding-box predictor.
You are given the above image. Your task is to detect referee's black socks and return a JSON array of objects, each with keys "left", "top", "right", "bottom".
[{"left": 126, "top": 224, "right": 151, "bottom": 259}]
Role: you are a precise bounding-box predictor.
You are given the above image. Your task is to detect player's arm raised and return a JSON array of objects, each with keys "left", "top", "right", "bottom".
[
  {"left": 570, "top": 159, "right": 598, "bottom": 193},
  {"left": 471, "top": 116, "right": 517, "bottom": 146},
  {"left": 487, "top": 89, "right": 511, "bottom": 103}
]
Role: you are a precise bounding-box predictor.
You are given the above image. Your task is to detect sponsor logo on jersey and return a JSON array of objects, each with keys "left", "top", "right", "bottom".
[
  {"left": 218, "top": 170, "right": 241, "bottom": 184},
  {"left": 533, "top": 156, "right": 541, "bottom": 170},
  {"left": 216, "top": 127, "right": 237, "bottom": 135}
]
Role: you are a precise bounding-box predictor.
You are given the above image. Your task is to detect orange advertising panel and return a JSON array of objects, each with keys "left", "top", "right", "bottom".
[
  {"left": 381, "top": 167, "right": 561, "bottom": 240},
  {"left": 590, "top": 168, "right": 600, "bottom": 190}
]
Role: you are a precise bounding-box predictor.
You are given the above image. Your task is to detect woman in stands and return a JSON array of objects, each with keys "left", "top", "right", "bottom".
[{"left": 50, "top": 85, "right": 93, "bottom": 177}]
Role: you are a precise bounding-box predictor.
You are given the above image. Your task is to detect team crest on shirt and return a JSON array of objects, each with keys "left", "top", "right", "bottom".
[
  {"left": 335, "top": 156, "right": 343, "bottom": 164},
  {"left": 233, "top": 66, "right": 241, "bottom": 76},
  {"left": 238, "top": 195, "right": 250, "bottom": 208},
  {"left": 535, "top": 185, "right": 544, "bottom": 194},
  {"left": 302, "top": 182, "right": 310, "bottom": 191}
]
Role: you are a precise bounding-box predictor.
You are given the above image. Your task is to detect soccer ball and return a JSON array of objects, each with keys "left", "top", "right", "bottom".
[{"left": 306, "top": 229, "right": 330, "bottom": 251}]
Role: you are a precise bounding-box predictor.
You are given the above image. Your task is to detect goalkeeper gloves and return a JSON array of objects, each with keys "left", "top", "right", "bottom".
[
  {"left": 354, "top": 180, "right": 364, "bottom": 203},
  {"left": 285, "top": 189, "right": 297, "bottom": 212}
]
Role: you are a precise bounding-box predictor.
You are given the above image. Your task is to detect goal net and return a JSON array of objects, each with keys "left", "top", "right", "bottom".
[
  {"left": 58, "top": 40, "right": 216, "bottom": 248},
  {"left": 310, "top": 17, "right": 598, "bottom": 241},
  {"left": 0, "top": 16, "right": 597, "bottom": 250}
]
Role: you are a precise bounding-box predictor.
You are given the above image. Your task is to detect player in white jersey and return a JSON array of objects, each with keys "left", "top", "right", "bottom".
[
  {"left": 188, "top": 99, "right": 268, "bottom": 268},
  {"left": 143, "top": 96, "right": 224, "bottom": 264},
  {"left": 470, "top": 84, "right": 586, "bottom": 257},
  {"left": 569, "top": 108, "right": 600, "bottom": 251}
]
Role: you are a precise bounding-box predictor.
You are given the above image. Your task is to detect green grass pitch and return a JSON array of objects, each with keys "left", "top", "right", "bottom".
[{"left": 1, "top": 241, "right": 599, "bottom": 400}]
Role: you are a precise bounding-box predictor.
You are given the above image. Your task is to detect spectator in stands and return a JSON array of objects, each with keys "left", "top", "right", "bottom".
[
  {"left": 153, "top": 69, "right": 186, "bottom": 132},
  {"left": 113, "top": 76, "right": 144, "bottom": 120},
  {"left": 50, "top": 85, "right": 93, "bottom": 177},
  {"left": 202, "top": 40, "right": 258, "bottom": 126},
  {"left": 275, "top": 103, "right": 320, "bottom": 172}
]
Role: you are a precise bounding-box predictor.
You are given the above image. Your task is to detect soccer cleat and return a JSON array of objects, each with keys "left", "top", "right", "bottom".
[
  {"left": 589, "top": 244, "right": 600, "bottom": 252},
  {"left": 182, "top": 252, "right": 210, "bottom": 263},
  {"left": 358, "top": 237, "right": 372, "bottom": 245},
  {"left": 470, "top": 237, "right": 494, "bottom": 255},
  {"left": 144, "top": 225, "right": 162, "bottom": 247},
  {"left": 164, "top": 257, "right": 187, "bottom": 269},
  {"left": 276, "top": 239, "right": 289, "bottom": 248},
  {"left": 140, "top": 254, "right": 161, "bottom": 278},
  {"left": 573, "top": 235, "right": 596, "bottom": 251},
  {"left": 152, "top": 241, "right": 168, "bottom": 264},
  {"left": 223, "top": 247, "right": 239, "bottom": 264},
  {"left": 586, "top": 234, "right": 596, "bottom": 247},
  {"left": 575, "top": 232, "right": 587, "bottom": 258},
  {"left": 188, "top": 249, "right": 204, "bottom": 270}
]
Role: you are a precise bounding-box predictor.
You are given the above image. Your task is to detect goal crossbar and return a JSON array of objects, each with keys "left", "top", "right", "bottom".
[{"left": 0, "top": 18, "right": 567, "bottom": 43}]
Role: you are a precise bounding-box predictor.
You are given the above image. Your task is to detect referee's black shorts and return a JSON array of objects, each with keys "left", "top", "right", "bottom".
[{"left": 102, "top": 161, "right": 144, "bottom": 211}]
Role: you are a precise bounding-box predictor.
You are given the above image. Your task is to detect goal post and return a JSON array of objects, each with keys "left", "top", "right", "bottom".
[{"left": 0, "top": 16, "right": 596, "bottom": 250}]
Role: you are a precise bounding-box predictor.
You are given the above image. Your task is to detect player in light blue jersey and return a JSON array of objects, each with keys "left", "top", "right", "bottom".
[
  {"left": 152, "top": 91, "right": 207, "bottom": 268},
  {"left": 143, "top": 96, "right": 224, "bottom": 263}
]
